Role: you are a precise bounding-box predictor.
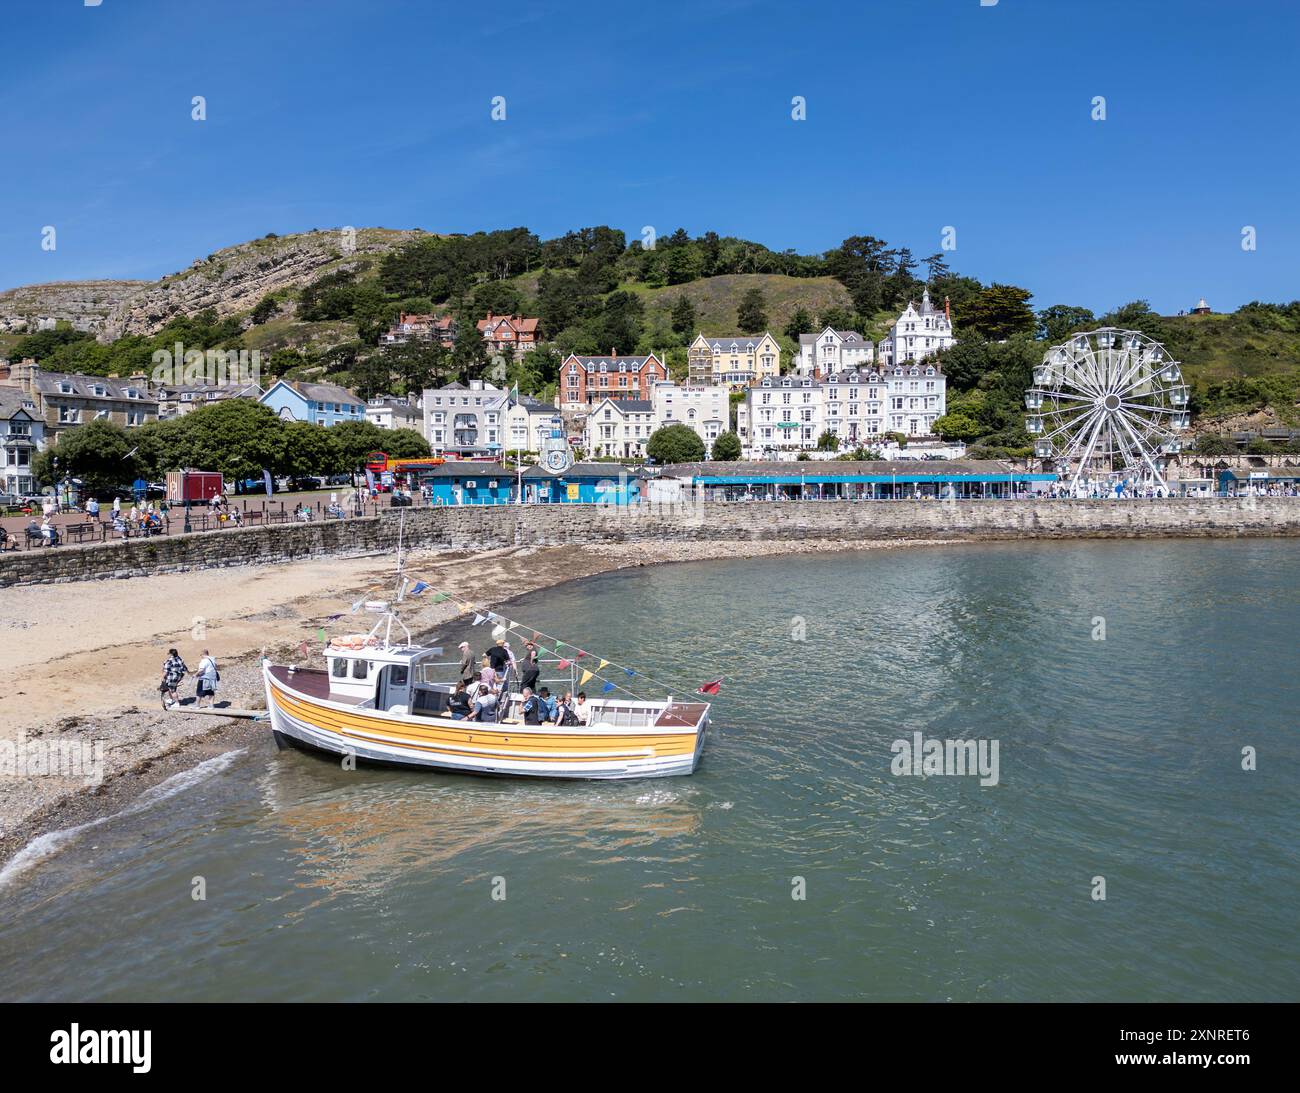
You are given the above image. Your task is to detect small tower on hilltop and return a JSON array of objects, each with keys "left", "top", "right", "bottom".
[{"left": 1192, "top": 297, "right": 1212, "bottom": 315}]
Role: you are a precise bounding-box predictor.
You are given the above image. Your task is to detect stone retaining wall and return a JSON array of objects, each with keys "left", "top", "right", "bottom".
[{"left": 2, "top": 497, "right": 1297, "bottom": 587}]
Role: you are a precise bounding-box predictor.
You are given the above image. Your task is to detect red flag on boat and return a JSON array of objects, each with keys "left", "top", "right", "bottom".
[{"left": 697, "top": 679, "right": 723, "bottom": 696}]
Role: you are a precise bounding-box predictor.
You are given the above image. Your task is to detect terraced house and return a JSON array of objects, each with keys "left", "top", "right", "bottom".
[
  {"left": 584, "top": 398, "right": 656, "bottom": 459},
  {"left": 258, "top": 380, "right": 364, "bottom": 425},
  {"left": 0, "top": 386, "right": 44, "bottom": 497},
  {"left": 686, "top": 333, "right": 780, "bottom": 386},
  {"left": 422, "top": 379, "right": 508, "bottom": 457},
  {"left": 7, "top": 360, "right": 158, "bottom": 442},
  {"left": 560, "top": 351, "right": 668, "bottom": 411}
]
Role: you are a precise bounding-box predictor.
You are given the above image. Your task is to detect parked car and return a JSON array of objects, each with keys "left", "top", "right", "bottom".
[{"left": 0, "top": 492, "right": 20, "bottom": 509}]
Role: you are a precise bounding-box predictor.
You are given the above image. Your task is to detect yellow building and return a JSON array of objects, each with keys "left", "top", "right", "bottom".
[{"left": 687, "top": 333, "right": 780, "bottom": 387}]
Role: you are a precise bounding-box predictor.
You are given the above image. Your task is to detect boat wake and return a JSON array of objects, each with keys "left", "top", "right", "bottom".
[{"left": 0, "top": 749, "right": 246, "bottom": 892}]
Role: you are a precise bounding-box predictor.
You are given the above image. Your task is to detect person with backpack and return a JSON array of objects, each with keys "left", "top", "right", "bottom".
[
  {"left": 196, "top": 650, "right": 219, "bottom": 708},
  {"left": 520, "top": 687, "right": 542, "bottom": 726}
]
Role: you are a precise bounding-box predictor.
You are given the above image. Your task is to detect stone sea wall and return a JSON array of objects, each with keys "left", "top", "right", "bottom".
[{"left": 2, "top": 497, "right": 1298, "bottom": 587}]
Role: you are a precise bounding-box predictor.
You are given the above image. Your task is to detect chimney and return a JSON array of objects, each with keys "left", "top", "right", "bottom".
[
  {"left": 944, "top": 296, "right": 951, "bottom": 322},
  {"left": 611, "top": 347, "right": 618, "bottom": 358}
]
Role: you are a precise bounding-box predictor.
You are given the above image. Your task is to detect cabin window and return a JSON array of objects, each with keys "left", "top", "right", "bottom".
[
  {"left": 331, "top": 658, "right": 347, "bottom": 678},
  {"left": 389, "top": 665, "right": 409, "bottom": 686},
  {"left": 352, "top": 660, "right": 369, "bottom": 680}
]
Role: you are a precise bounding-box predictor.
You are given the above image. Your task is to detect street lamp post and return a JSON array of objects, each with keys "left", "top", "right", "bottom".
[{"left": 183, "top": 498, "right": 192, "bottom": 534}]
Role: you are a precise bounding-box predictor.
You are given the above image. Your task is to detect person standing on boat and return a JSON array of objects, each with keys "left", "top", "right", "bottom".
[
  {"left": 478, "top": 654, "right": 495, "bottom": 689},
  {"left": 196, "top": 650, "right": 219, "bottom": 708},
  {"left": 457, "top": 642, "right": 475, "bottom": 686},
  {"left": 573, "top": 691, "right": 592, "bottom": 726},
  {"left": 519, "top": 643, "right": 540, "bottom": 692},
  {"left": 160, "top": 648, "right": 188, "bottom": 709},
  {"left": 486, "top": 638, "right": 511, "bottom": 676}
]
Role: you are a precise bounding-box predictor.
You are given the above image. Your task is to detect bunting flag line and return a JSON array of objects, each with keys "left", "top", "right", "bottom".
[
  {"left": 598, "top": 659, "right": 608, "bottom": 670},
  {"left": 601, "top": 682, "right": 616, "bottom": 693},
  {"left": 697, "top": 679, "right": 723, "bottom": 696},
  {"left": 472, "top": 613, "right": 486, "bottom": 626},
  {"left": 430, "top": 592, "right": 449, "bottom": 603},
  {"left": 579, "top": 669, "right": 594, "bottom": 686},
  {"left": 410, "top": 581, "right": 429, "bottom": 595},
  {"left": 557, "top": 658, "right": 571, "bottom": 670}
]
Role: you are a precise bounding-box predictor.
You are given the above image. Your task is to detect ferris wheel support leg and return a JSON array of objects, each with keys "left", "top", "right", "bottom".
[
  {"left": 1070, "top": 410, "right": 1109, "bottom": 493},
  {"left": 1116, "top": 408, "right": 1169, "bottom": 490}
]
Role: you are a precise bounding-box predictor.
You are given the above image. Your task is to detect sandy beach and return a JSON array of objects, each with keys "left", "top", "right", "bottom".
[{"left": 0, "top": 536, "right": 959, "bottom": 867}]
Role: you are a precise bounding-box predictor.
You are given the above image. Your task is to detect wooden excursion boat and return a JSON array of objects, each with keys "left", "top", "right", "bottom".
[{"left": 262, "top": 603, "right": 711, "bottom": 780}]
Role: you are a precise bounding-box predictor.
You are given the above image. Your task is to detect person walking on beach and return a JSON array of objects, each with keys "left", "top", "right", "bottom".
[
  {"left": 160, "top": 648, "right": 188, "bottom": 709},
  {"left": 195, "top": 649, "right": 219, "bottom": 708}
]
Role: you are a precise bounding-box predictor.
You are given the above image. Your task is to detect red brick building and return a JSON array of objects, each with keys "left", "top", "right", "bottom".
[
  {"left": 477, "top": 313, "right": 540, "bottom": 358},
  {"left": 560, "top": 351, "right": 668, "bottom": 410}
]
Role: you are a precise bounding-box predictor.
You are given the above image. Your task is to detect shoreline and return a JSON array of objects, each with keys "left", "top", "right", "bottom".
[{"left": 0, "top": 535, "right": 959, "bottom": 872}]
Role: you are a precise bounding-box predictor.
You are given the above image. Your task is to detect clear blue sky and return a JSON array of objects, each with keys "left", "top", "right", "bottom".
[{"left": 2, "top": 0, "right": 1296, "bottom": 315}]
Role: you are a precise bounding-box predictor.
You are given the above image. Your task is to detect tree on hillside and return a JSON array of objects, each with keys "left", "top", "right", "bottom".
[
  {"left": 250, "top": 295, "right": 279, "bottom": 325},
  {"left": 646, "top": 423, "right": 705, "bottom": 465},
  {"left": 33, "top": 418, "right": 142, "bottom": 492},
  {"left": 922, "top": 253, "right": 951, "bottom": 282},
  {"left": 671, "top": 295, "right": 697, "bottom": 337},
  {"left": 824, "top": 235, "right": 890, "bottom": 317},
  {"left": 591, "top": 291, "right": 645, "bottom": 355},
  {"left": 818, "top": 306, "right": 857, "bottom": 333},
  {"left": 711, "top": 430, "right": 742, "bottom": 461},
  {"left": 737, "top": 288, "right": 768, "bottom": 332},
  {"left": 784, "top": 307, "right": 815, "bottom": 343},
  {"left": 931, "top": 412, "right": 985, "bottom": 442},
  {"left": 965, "top": 284, "right": 1036, "bottom": 341},
  {"left": 1100, "top": 300, "right": 1167, "bottom": 339},
  {"left": 1037, "top": 304, "right": 1096, "bottom": 345}
]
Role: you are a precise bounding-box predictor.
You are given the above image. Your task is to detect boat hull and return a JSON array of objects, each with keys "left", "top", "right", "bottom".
[{"left": 263, "top": 665, "right": 708, "bottom": 780}]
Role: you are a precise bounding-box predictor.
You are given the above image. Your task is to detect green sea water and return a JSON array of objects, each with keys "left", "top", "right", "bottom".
[{"left": 0, "top": 539, "right": 1296, "bottom": 1001}]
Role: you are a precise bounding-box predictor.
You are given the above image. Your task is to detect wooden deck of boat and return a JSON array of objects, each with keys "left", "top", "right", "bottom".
[
  {"left": 268, "top": 665, "right": 363, "bottom": 705},
  {"left": 654, "top": 702, "right": 709, "bottom": 728}
]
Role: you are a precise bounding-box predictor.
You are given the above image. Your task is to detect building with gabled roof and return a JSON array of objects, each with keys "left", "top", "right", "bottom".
[
  {"left": 560, "top": 351, "right": 668, "bottom": 411},
  {"left": 794, "top": 327, "right": 875, "bottom": 377},
  {"left": 258, "top": 379, "right": 364, "bottom": 426},
  {"left": 687, "top": 333, "right": 780, "bottom": 386}
]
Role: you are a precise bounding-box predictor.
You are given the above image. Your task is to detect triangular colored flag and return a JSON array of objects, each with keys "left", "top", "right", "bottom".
[
  {"left": 557, "top": 658, "right": 571, "bottom": 669},
  {"left": 577, "top": 650, "right": 588, "bottom": 659},
  {"left": 410, "top": 581, "right": 429, "bottom": 595},
  {"left": 531, "top": 631, "right": 540, "bottom": 641},
  {"left": 697, "top": 679, "right": 723, "bottom": 696},
  {"left": 297, "top": 640, "right": 308, "bottom": 658},
  {"left": 431, "top": 592, "right": 449, "bottom": 603},
  {"left": 598, "top": 659, "right": 608, "bottom": 670},
  {"left": 349, "top": 598, "right": 365, "bottom": 614},
  {"left": 601, "top": 682, "right": 616, "bottom": 693},
  {"left": 624, "top": 668, "right": 635, "bottom": 678},
  {"left": 579, "top": 669, "right": 594, "bottom": 686},
  {"left": 472, "top": 613, "right": 486, "bottom": 626},
  {"left": 317, "top": 628, "right": 325, "bottom": 641},
  {"left": 326, "top": 613, "right": 344, "bottom": 621}
]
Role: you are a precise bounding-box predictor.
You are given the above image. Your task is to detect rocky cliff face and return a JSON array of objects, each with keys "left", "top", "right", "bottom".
[{"left": 0, "top": 228, "right": 424, "bottom": 342}]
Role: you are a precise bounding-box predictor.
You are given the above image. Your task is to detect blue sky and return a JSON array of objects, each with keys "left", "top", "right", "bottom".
[{"left": 2, "top": 0, "right": 1296, "bottom": 315}]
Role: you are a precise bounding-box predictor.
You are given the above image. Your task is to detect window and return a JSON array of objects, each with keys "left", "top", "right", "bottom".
[
  {"left": 331, "top": 659, "right": 348, "bottom": 678},
  {"left": 389, "top": 665, "right": 409, "bottom": 686},
  {"left": 352, "top": 660, "right": 369, "bottom": 680}
]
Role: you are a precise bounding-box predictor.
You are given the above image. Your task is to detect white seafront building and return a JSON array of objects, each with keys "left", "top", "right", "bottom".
[
  {"left": 878, "top": 287, "right": 955, "bottom": 367},
  {"left": 651, "top": 381, "right": 730, "bottom": 457},
  {"left": 794, "top": 327, "right": 875, "bottom": 377},
  {"left": 737, "top": 362, "right": 947, "bottom": 456}
]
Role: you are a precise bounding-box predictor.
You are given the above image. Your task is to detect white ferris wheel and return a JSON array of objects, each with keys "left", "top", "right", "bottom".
[{"left": 1025, "top": 328, "right": 1190, "bottom": 491}]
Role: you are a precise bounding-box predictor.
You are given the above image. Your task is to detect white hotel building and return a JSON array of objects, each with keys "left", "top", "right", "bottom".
[
  {"left": 878, "top": 288, "right": 955, "bottom": 367},
  {"left": 651, "top": 381, "right": 729, "bottom": 457},
  {"left": 737, "top": 363, "right": 947, "bottom": 456}
]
